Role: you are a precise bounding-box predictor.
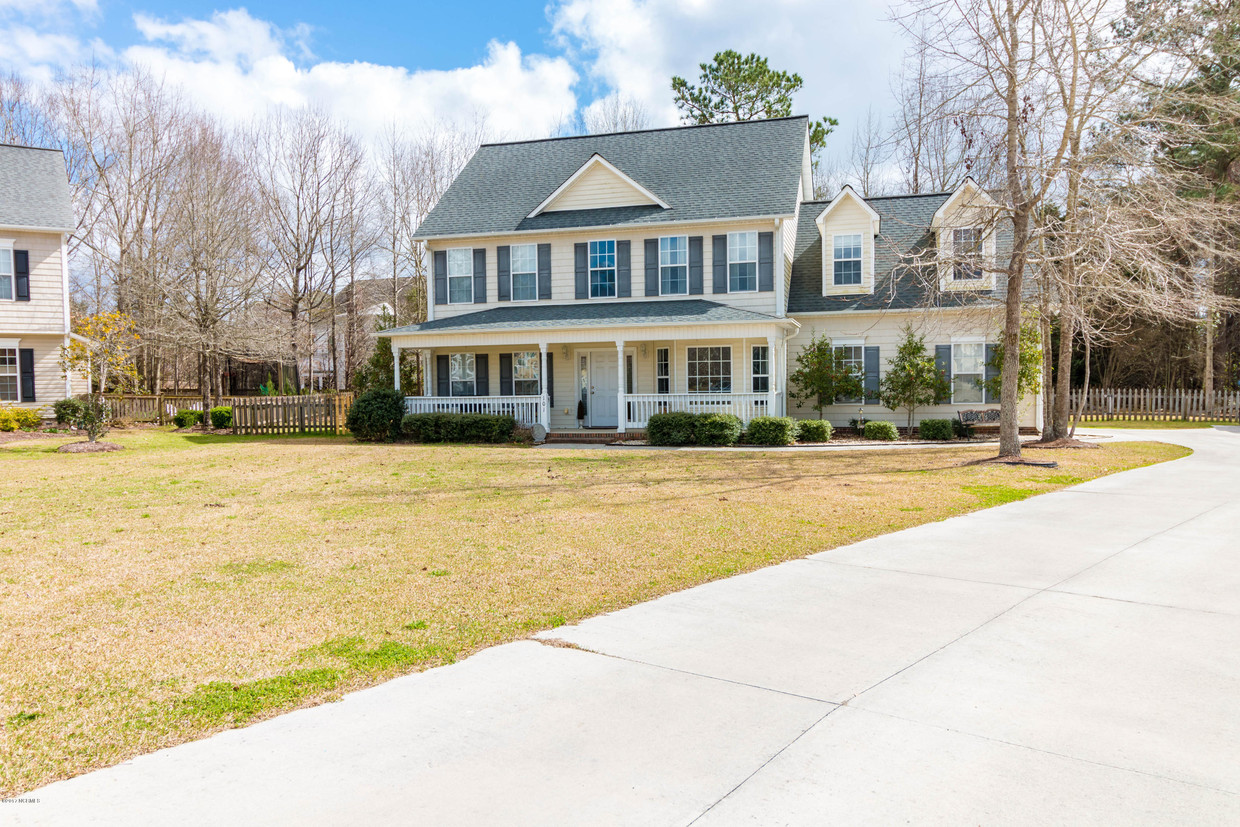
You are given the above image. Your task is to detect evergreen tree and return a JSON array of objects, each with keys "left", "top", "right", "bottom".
[
  {"left": 879, "top": 325, "right": 949, "bottom": 431},
  {"left": 789, "top": 332, "right": 864, "bottom": 419}
]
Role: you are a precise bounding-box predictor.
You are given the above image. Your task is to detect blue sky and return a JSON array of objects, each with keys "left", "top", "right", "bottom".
[{"left": 0, "top": 0, "right": 902, "bottom": 150}]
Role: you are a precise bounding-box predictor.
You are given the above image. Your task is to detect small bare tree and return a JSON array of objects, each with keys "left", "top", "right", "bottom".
[{"left": 584, "top": 94, "right": 651, "bottom": 134}]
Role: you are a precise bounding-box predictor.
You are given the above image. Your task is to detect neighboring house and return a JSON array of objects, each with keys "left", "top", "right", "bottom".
[
  {"left": 0, "top": 144, "right": 76, "bottom": 416},
  {"left": 309, "top": 278, "right": 416, "bottom": 390},
  {"left": 385, "top": 117, "right": 1040, "bottom": 434}
]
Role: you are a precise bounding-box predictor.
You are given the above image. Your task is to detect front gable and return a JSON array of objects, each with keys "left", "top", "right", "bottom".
[
  {"left": 817, "top": 186, "right": 881, "bottom": 297},
  {"left": 530, "top": 154, "right": 669, "bottom": 217}
]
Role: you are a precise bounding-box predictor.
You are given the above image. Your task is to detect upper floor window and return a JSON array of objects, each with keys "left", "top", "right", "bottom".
[
  {"left": 0, "top": 348, "right": 17, "bottom": 401},
  {"left": 752, "top": 346, "right": 769, "bottom": 393},
  {"left": 0, "top": 249, "right": 12, "bottom": 300},
  {"left": 659, "top": 236, "right": 688, "bottom": 295},
  {"left": 449, "top": 352, "right": 476, "bottom": 396},
  {"left": 589, "top": 240, "right": 616, "bottom": 298},
  {"left": 727, "top": 232, "right": 757, "bottom": 292},
  {"left": 833, "top": 234, "right": 862, "bottom": 286},
  {"left": 447, "top": 249, "right": 473, "bottom": 303},
  {"left": 513, "top": 351, "right": 540, "bottom": 395},
  {"left": 952, "top": 342, "right": 985, "bottom": 403},
  {"left": 951, "top": 228, "right": 984, "bottom": 281},
  {"left": 511, "top": 244, "right": 538, "bottom": 302},
  {"left": 687, "top": 346, "right": 731, "bottom": 393}
]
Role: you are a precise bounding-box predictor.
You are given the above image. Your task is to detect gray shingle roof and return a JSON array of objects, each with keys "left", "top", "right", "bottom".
[
  {"left": 384, "top": 300, "right": 786, "bottom": 335},
  {"left": 0, "top": 144, "right": 73, "bottom": 231},
  {"left": 787, "top": 193, "right": 1005, "bottom": 314},
  {"left": 416, "top": 117, "right": 807, "bottom": 239}
]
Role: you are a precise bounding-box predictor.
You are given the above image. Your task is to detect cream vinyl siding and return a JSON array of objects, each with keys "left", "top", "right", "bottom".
[
  {"left": 784, "top": 307, "right": 1038, "bottom": 429},
  {"left": 542, "top": 163, "right": 661, "bottom": 212},
  {"left": 818, "top": 197, "right": 877, "bottom": 296},
  {"left": 4, "top": 333, "right": 70, "bottom": 415},
  {"left": 0, "top": 231, "right": 66, "bottom": 336},
  {"left": 428, "top": 219, "right": 783, "bottom": 319}
]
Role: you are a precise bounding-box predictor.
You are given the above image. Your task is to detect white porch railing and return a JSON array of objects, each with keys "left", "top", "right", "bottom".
[
  {"left": 625, "top": 392, "right": 770, "bottom": 428},
  {"left": 405, "top": 395, "right": 546, "bottom": 428}
]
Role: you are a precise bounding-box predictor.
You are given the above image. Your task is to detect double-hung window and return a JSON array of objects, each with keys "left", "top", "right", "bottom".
[
  {"left": 727, "top": 232, "right": 758, "bottom": 292},
  {"left": 752, "top": 346, "right": 769, "bottom": 393},
  {"left": 833, "top": 234, "right": 862, "bottom": 286},
  {"left": 656, "top": 347, "right": 670, "bottom": 394},
  {"left": 512, "top": 351, "right": 539, "bottom": 395},
  {"left": 0, "top": 348, "right": 18, "bottom": 401},
  {"left": 951, "top": 228, "right": 984, "bottom": 281},
  {"left": 952, "top": 343, "right": 985, "bottom": 403},
  {"left": 589, "top": 240, "right": 616, "bottom": 298},
  {"left": 687, "top": 346, "right": 731, "bottom": 393},
  {"left": 449, "top": 353, "right": 476, "bottom": 396},
  {"left": 511, "top": 244, "right": 538, "bottom": 302},
  {"left": 659, "top": 236, "right": 688, "bottom": 295},
  {"left": 834, "top": 343, "right": 864, "bottom": 403},
  {"left": 447, "top": 249, "right": 473, "bottom": 303},
  {"left": 0, "top": 248, "right": 12, "bottom": 300}
]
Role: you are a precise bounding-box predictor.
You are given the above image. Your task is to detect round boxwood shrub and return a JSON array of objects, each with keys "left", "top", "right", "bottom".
[
  {"left": 401, "top": 412, "right": 516, "bottom": 443},
  {"left": 918, "top": 418, "right": 953, "bottom": 441},
  {"left": 346, "top": 388, "right": 405, "bottom": 442},
  {"left": 695, "top": 413, "right": 743, "bottom": 446},
  {"left": 797, "top": 419, "right": 832, "bottom": 443},
  {"left": 647, "top": 411, "right": 699, "bottom": 446},
  {"left": 209, "top": 406, "right": 233, "bottom": 429},
  {"left": 53, "top": 397, "right": 85, "bottom": 424},
  {"left": 745, "top": 416, "right": 798, "bottom": 446},
  {"left": 172, "top": 408, "right": 203, "bottom": 428},
  {"left": 863, "top": 420, "right": 899, "bottom": 441}
]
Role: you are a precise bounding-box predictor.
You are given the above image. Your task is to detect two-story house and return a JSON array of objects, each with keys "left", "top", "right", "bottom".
[
  {"left": 384, "top": 117, "right": 1039, "bottom": 436},
  {"left": 0, "top": 144, "right": 76, "bottom": 416}
]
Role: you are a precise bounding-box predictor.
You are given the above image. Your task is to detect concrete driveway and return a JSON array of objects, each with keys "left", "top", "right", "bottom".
[{"left": 15, "top": 428, "right": 1240, "bottom": 825}]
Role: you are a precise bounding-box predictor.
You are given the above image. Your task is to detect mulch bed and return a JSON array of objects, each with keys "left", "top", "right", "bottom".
[
  {"left": 0, "top": 430, "right": 67, "bottom": 444},
  {"left": 57, "top": 441, "right": 125, "bottom": 453}
]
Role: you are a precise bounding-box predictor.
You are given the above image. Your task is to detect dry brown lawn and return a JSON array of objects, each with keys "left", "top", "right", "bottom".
[{"left": 0, "top": 429, "right": 1187, "bottom": 795}]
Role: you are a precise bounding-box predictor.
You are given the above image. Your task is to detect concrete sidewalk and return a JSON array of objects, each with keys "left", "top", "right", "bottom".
[{"left": 14, "top": 428, "right": 1240, "bottom": 826}]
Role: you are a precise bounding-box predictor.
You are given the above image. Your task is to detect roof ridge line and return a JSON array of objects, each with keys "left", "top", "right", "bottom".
[{"left": 480, "top": 116, "right": 809, "bottom": 148}]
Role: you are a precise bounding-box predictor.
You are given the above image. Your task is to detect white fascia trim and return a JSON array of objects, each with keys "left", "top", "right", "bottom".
[
  {"left": 932, "top": 177, "right": 998, "bottom": 226},
  {"left": 815, "top": 185, "right": 881, "bottom": 234},
  {"left": 789, "top": 302, "right": 1001, "bottom": 318},
  {"left": 0, "top": 224, "right": 75, "bottom": 234},
  {"left": 386, "top": 316, "right": 800, "bottom": 344},
  {"left": 415, "top": 214, "right": 792, "bottom": 242},
  {"left": 527, "top": 153, "right": 670, "bottom": 218}
]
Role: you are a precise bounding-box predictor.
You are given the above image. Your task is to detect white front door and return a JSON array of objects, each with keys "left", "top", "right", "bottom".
[{"left": 588, "top": 351, "right": 619, "bottom": 427}]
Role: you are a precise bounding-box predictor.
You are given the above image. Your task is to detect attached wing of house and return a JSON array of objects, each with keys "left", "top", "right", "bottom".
[{"left": 387, "top": 119, "right": 1039, "bottom": 436}]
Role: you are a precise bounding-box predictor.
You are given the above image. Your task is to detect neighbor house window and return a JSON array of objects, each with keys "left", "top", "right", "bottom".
[
  {"left": 449, "top": 352, "right": 476, "bottom": 396},
  {"left": 727, "top": 232, "right": 758, "bottom": 292},
  {"left": 951, "top": 228, "right": 984, "bottom": 281},
  {"left": 447, "top": 248, "right": 473, "bottom": 303},
  {"left": 513, "top": 351, "right": 539, "bottom": 395},
  {"left": 656, "top": 347, "right": 670, "bottom": 393},
  {"left": 752, "top": 346, "right": 769, "bottom": 393},
  {"left": 687, "top": 346, "right": 731, "bottom": 393},
  {"left": 834, "top": 343, "right": 864, "bottom": 403},
  {"left": 511, "top": 244, "right": 538, "bottom": 302},
  {"left": 0, "top": 348, "right": 17, "bottom": 401},
  {"left": 589, "top": 240, "right": 616, "bottom": 298},
  {"left": 952, "top": 342, "right": 985, "bottom": 403},
  {"left": 659, "top": 236, "right": 688, "bottom": 295},
  {"left": 833, "top": 234, "right": 862, "bottom": 286}
]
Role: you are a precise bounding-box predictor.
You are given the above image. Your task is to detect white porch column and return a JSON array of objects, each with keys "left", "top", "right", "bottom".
[
  {"left": 767, "top": 335, "right": 778, "bottom": 416},
  {"left": 423, "top": 351, "right": 432, "bottom": 397},
  {"left": 539, "top": 342, "right": 551, "bottom": 431},
  {"left": 392, "top": 343, "right": 402, "bottom": 394},
  {"left": 616, "top": 340, "right": 626, "bottom": 434}
]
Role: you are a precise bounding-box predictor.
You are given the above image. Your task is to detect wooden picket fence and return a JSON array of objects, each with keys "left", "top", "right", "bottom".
[
  {"left": 104, "top": 394, "right": 246, "bottom": 422},
  {"left": 231, "top": 393, "right": 354, "bottom": 435},
  {"left": 1068, "top": 387, "right": 1240, "bottom": 422}
]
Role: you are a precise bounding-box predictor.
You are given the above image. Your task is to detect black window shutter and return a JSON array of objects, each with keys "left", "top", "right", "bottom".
[
  {"left": 472, "top": 249, "right": 487, "bottom": 303},
  {"left": 758, "top": 232, "right": 774, "bottom": 292},
  {"left": 864, "top": 345, "right": 880, "bottom": 404},
  {"left": 433, "top": 251, "right": 447, "bottom": 306},
  {"left": 436, "top": 354, "right": 449, "bottom": 396},
  {"left": 14, "top": 250, "right": 30, "bottom": 301},
  {"left": 984, "top": 344, "right": 999, "bottom": 404},
  {"left": 644, "top": 239, "right": 658, "bottom": 296},
  {"left": 475, "top": 354, "right": 489, "bottom": 396},
  {"left": 537, "top": 243, "right": 552, "bottom": 300},
  {"left": 574, "top": 243, "right": 588, "bottom": 299},
  {"left": 18, "top": 348, "right": 34, "bottom": 402},
  {"left": 935, "top": 345, "right": 952, "bottom": 404},
  {"left": 545, "top": 351, "right": 554, "bottom": 407},
  {"left": 496, "top": 246, "right": 511, "bottom": 302},
  {"left": 711, "top": 235, "right": 728, "bottom": 294},
  {"left": 499, "top": 353, "right": 513, "bottom": 395},
  {"left": 616, "top": 240, "right": 631, "bottom": 298},
  {"left": 688, "top": 236, "right": 703, "bottom": 295}
]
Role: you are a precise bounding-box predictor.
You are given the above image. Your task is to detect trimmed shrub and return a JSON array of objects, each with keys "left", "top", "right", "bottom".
[
  {"left": 54, "top": 398, "right": 85, "bottom": 424},
  {"left": 918, "top": 418, "right": 953, "bottom": 440},
  {"left": 0, "top": 405, "right": 42, "bottom": 432},
  {"left": 797, "top": 419, "right": 832, "bottom": 443},
  {"left": 863, "top": 420, "right": 899, "bottom": 441},
  {"left": 647, "top": 411, "right": 699, "bottom": 446},
  {"left": 346, "top": 388, "right": 405, "bottom": 442},
  {"left": 209, "top": 406, "right": 233, "bottom": 429},
  {"left": 695, "top": 413, "right": 743, "bottom": 447},
  {"left": 400, "top": 412, "right": 516, "bottom": 443},
  {"left": 952, "top": 417, "right": 974, "bottom": 440},
  {"left": 746, "top": 416, "right": 798, "bottom": 446},
  {"left": 172, "top": 409, "right": 203, "bottom": 428}
]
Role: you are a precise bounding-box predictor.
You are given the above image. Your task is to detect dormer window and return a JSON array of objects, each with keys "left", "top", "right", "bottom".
[
  {"left": 951, "top": 228, "right": 984, "bottom": 281},
  {"left": 832, "top": 234, "right": 863, "bottom": 286}
]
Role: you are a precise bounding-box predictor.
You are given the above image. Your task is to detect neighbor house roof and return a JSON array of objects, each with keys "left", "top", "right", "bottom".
[
  {"left": 383, "top": 300, "right": 791, "bottom": 336},
  {"left": 787, "top": 193, "right": 1006, "bottom": 314},
  {"left": 0, "top": 144, "right": 74, "bottom": 232},
  {"left": 415, "top": 117, "right": 808, "bottom": 239}
]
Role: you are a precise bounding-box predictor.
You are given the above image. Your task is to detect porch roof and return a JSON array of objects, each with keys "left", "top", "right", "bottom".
[{"left": 383, "top": 300, "right": 793, "bottom": 337}]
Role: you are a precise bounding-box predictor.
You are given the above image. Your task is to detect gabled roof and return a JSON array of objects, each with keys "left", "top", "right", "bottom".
[
  {"left": 529, "top": 153, "right": 669, "bottom": 216},
  {"left": 0, "top": 144, "right": 73, "bottom": 232},
  {"left": 815, "top": 184, "right": 881, "bottom": 232},
  {"left": 415, "top": 117, "right": 809, "bottom": 239}
]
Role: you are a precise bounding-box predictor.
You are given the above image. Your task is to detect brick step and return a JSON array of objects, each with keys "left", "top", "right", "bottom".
[{"left": 545, "top": 430, "right": 645, "bottom": 444}]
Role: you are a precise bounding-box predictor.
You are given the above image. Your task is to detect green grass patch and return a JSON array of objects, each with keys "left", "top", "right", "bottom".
[
  {"left": 961, "top": 484, "right": 1036, "bottom": 507},
  {"left": 175, "top": 668, "right": 341, "bottom": 726},
  {"left": 216, "top": 558, "right": 295, "bottom": 578},
  {"left": 302, "top": 636, "right": 453, "bottom": 674},
  {"left": 403, "top": 620, "right": 428, "bottom": 630},
  {"left": 1079, "top": 419, "right": 1233, "bottom": 430},
  {"left": 7, "top": 711, "right": 41, "bottom": 728}
]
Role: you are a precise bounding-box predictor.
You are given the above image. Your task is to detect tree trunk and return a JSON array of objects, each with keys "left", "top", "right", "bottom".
[
  {"left": 998, "top": 0, "right": 1027, "bottom": 459},
  {"left": 1050, "top": 311, "right": 1074, "bottom": 440},
  {"left": 1203, "top": 309, "right": 1215, "bottom": 414},
  {"left": 1070, "top": 335, "right": 1091, "bottom": 438}
]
